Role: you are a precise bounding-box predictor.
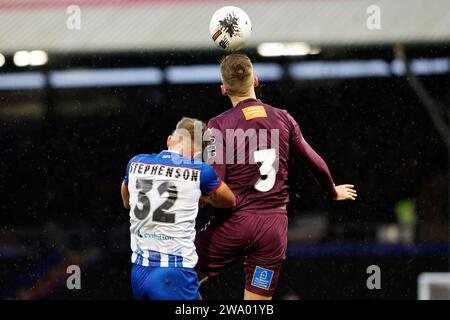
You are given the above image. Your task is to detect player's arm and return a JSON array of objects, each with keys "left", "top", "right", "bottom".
[
  {"left": 121, "top": 158, "right": 133, "bottom": 209},
  {"left": 200, "top": 163, "right": 236, "bottom": 209},
  {"left": 202, "top": 181, "right": 236, "bottom": 208},
  {"left": 287, "top": 112, "right": 357, "bottom": 201},
  {"left": 121, "top": 181, "right": 130, "bottom": 209}
]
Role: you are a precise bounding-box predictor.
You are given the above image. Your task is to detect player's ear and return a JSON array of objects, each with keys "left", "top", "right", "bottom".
[
  {"left": 167, "top": 135, "right": 172, "bottom": 149},
  {"left": 253, "top": 76, "right": 259, "bottom": 88},
  {"left": 221, "top": 84, "right": 227, "bottom": 96}
]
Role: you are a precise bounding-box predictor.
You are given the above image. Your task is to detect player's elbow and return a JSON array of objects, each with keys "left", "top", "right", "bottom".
[
  {"left": 209, "top": 183, "right": 236, "bottom": 208},
  {"left": 220, "top": 183, "right": 236, "bottom": 208},
  {"left": 221, "top": 192, "right": 236, "bottom": 208},
  {"left": 121, "top": 182, "right": 130, "bottom": 210},
  {"left": 211, "top": 192, "right": 235, "bottom": 209}
]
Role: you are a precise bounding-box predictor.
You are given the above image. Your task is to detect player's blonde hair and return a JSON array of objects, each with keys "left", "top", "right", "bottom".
[
  {"left": 173, "top": 117, "right": 210, "bottom": 154},
  {"left": 220, "top": 53, "right": 254, "bottom": 97}
]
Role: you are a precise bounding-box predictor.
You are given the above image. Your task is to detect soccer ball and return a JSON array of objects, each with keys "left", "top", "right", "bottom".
[{"left": 209, "top": 6, "right": 252, "bottom": 51}]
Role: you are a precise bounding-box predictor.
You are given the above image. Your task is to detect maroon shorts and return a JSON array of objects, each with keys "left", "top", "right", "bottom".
[{"left": 195, "top": 208, "right": 288, "bottom": 297}]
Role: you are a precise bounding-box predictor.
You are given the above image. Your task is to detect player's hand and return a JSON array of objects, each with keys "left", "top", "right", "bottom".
[{"left": 333, "top": 184, "right": 357, "bottom": 201}]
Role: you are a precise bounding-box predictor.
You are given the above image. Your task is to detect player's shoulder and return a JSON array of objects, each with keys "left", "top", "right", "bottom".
[
  {"left": 208, "top": 108, "right": 234, "bottom": 127},
  {"left": 199, "top": 161, "right": 215, "bottom": 173},
  {"left": 128, "top": 153, "right": 158, "bottom": 164},
  {"left": 128, "top": 152, "right": 212, "bottom": 172},
  {"left": 260, "top": 100, "right": 289, "bottom": 115},
  {"left": 158, "top": 151, "right": 212, "bottom": 172},
  {"left": 209, "top": 101, "right": 281, "bottom": 121},
  {"left": 199, "top": 161, "right": 219, "bottom": 183},
  {"left": 258, "top": 100, "right": 293, "bottom": 121},
  {"left": 172, "top": 155, "right": 215, "bottom": 172},
  {"left": 185, "top": 158, "right": 214, "bottom": 173}
]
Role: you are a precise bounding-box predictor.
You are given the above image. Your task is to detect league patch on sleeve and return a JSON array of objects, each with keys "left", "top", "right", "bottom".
[
  {"left": 242, "top": 105, "right": 267, "bottom": 120},
  {"left": 251, "top": 266, "right": 273, "bottom": 290}
]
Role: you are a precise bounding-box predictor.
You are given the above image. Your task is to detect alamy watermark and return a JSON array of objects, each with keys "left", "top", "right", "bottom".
[
  {"left": 66, "top": 265, "right": 81, "bottom": 290},
  {"left": 146, "top": 123, "right": 281, "bottom": 192},
  {"left": 366, "top": 265, "right": 381, "bottom": 290},
  {"left": 66, "top": 5, "right": 81, "bottom": 30},
  {"left": 167, "top": 122, "right": 281, "bottom": 168},
  {"left": 366, "top": 5, "right": 381, "bottom": 30}
]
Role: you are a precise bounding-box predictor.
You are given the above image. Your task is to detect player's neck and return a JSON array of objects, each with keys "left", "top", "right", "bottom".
[
  {"left": 168, "top": 146, "right": 184, "bottom": 157},
  {"left": 230, "top": 93, "right": 257, "bottom": 107}
]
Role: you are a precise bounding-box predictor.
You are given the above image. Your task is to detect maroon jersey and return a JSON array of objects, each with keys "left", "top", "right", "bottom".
[{"left": 208, "top": 98, "right": 337, "bottom": 212}]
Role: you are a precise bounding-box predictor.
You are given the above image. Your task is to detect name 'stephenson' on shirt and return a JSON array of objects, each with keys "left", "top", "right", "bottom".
[{"left": 128, "top": 162, "right": 200, "bottom": 182}]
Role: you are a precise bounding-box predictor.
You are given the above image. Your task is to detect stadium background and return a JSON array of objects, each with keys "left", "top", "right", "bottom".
[{"left": 0, "top": 0, "right": 449, "bottom": 299}]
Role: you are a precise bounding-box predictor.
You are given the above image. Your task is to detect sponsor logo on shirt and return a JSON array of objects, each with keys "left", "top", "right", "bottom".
[
  {"left": 242, "top": 105, "right": 268, "bottom": 120},
  {"left": 136, "top": 230, "right": 175, "bottom": 241}
]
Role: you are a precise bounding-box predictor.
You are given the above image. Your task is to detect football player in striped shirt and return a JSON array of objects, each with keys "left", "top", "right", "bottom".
[{"left": 121, "top": 117, "right": 235, "bottom": 300}]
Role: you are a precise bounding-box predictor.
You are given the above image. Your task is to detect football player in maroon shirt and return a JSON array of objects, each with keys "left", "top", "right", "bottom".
[{"left": 196, "top": 53, "right": 357, "bottom": 300}]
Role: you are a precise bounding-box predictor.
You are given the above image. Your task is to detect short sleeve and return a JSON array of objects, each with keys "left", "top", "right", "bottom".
[
  {"left": 123, "top": 156, "right": 139, "bottom": 185},
  {"left": 200, "top": 163, "right": 222, "bottom": 194}
]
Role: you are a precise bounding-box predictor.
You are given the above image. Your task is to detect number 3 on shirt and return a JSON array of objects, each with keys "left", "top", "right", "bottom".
[{"left": 253, "top": 148, "right": 277, "bottom": 192}]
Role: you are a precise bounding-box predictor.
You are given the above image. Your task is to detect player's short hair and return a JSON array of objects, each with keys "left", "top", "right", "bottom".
[
  {"left": 173, "top": 117, "right": 210, "bottom": 154},
  {"left": 220, "top": 53, "right": 253, "bottom": 97}
]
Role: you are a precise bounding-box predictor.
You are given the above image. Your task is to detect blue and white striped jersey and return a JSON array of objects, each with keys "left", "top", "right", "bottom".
[{"left": 124, "top": 150, "right": 221, "bottom": 268}]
